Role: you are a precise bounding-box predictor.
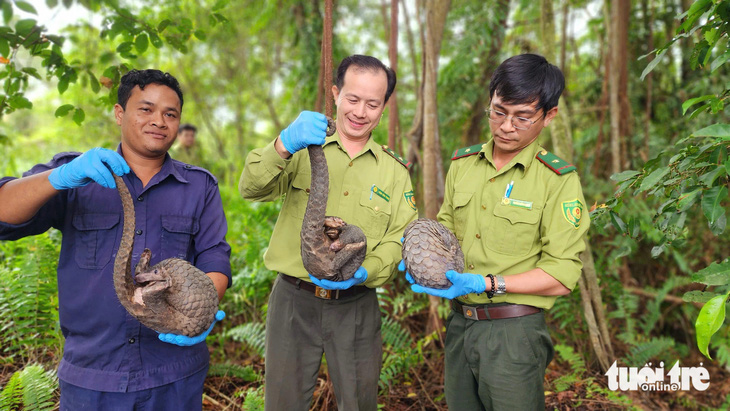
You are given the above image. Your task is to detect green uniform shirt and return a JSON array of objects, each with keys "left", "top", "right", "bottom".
[
  {"left": 171, "top": 145, "right": 203, "bottom": 166},
  {"left": 437, "top": 139, "right": 589, "bottom": 309},
  {"left": 240, "top": 133, "right": 418, "bottom": 288}
]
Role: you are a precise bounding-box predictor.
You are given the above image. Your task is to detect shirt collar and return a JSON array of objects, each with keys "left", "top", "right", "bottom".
[
  {"left": 116, "top": 144, "right": 188, "bottom": 186},
  {"left": 482, "top": 138, "right": 541, "bottom": 175},
  {"left": 324, "top": 132, "right": 381, "bottom": 163}
]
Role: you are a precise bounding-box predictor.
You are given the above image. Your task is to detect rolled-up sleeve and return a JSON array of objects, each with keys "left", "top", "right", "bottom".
[
  {"left": 535, "top": 172, "right": 589, "bottom": 291},
  {"left": 239, "top": 139, "right": 293, "bottom": 202}
]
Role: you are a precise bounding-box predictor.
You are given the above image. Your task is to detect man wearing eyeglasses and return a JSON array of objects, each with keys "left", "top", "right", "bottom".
[{"left": 403, "top": 54, "right": 589, "bottom": 409}]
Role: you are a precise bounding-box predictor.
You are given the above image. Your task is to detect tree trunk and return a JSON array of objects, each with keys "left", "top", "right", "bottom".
[
  {"left": 460, "top": 0, "right": 510, "bottom": 147},
  {"left": 608, "top": 0, "right": 623, "bottom": 174},
  {"left": 422, "top": 0, "right": 451, "bottom": 337},
  {"left": 540, "top": 0, "right": 573, "bottom": 161},
  {"left": 388, "top": 0, "right": 400, "bottom": 151},
  {"left": 642, "top": 0, "right": 654, "bottom": 163}
]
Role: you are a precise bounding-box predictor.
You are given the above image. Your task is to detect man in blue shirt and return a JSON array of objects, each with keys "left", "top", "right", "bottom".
[{"left": 0, "top": 69, "right": 231, "bottom": 410}]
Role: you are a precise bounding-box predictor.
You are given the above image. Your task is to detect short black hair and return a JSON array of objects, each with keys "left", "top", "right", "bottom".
[
  {"left": 178, "top": 123, "right": 197, "bottom": 134},
  {"left": 489, "top": 54, "right": 564, "bottom": 115},
  {"left": 117, "top": 69, "right": 184, "bottom": 110},
  {"left": 335, "top": 55, "right": 397, "bottom": 104}
]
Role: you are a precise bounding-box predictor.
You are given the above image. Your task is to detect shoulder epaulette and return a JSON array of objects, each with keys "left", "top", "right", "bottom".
[
  {"left": 536, "top": 150, "right": 576, "bottom": 175},
  {"left": 381, "top": 145, "right": 411, "bottom": 170},
  {"left": 451, "top": 143, "right": 485, "bottom": 160},
  {"left": 178, "top": 162, "right": 219, "bottom": 184}
]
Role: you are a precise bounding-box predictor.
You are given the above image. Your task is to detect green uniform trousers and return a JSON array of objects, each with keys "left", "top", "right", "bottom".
[
  {"left": 264, "top": 275, "right": 382, "bottom": 411},
  {"left": 444, "top": 305, "right": 554, "bottom": 410}
]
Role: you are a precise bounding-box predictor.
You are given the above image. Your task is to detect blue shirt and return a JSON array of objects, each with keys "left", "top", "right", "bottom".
[{"left": 0, "top": 149, "right": 232, "bottom": 392}]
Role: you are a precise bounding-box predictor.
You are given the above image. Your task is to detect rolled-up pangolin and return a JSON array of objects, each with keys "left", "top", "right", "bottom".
[
  {"left": 112, "top": 174, "right": 218, "bottom": 336},
  {"left": 301, "top": 118, "right": 367, "bottom": 281},
  {"left": 402, "top": 218, "right": 464, "bottom": 289}
]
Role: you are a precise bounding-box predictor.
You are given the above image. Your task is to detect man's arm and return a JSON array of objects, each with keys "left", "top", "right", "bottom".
[
  {"left": 0, "top": 171, "right": 58, "bottom": 224},
  {"left": 206, "top": 272, "right": 228, "bottom": 301}
]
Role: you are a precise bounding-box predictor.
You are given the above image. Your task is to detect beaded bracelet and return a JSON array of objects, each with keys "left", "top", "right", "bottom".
[{"left": 485, "top": 274, "right": 495, "bottom": 299}]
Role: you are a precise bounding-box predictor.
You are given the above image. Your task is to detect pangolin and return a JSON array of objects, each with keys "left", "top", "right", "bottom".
[
  {"left": 112, "top": 174, "right": 218, "bottom": 337},
  {"left": 402, "top": 218, "right": 464, "bottom": 289},
  {"left": 300, "top": 118, "right": 367, "bottom": 281}
]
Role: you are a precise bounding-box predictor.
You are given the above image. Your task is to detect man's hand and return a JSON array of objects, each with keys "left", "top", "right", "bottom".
[
  {"left": 309, "top": 267, "right": 368, "bottom": 290},
  {"left": 158, "top": 310, "right": 225, "bottom": 346},
  {"left": 410, "top": 270, "right": 487, "bottom": 300},
  {"left": 48, "top": 148, "right": 130, "bottom": 190},
  {"left": 279, "top": 111, "right": 328, "bottom": 155}
]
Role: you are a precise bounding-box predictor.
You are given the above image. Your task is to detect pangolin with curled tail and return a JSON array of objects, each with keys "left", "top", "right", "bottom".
[
  {"left": 300, "top": 118, "right": 367, "bottom": 281},
  {"left": 112, "top": 174, "right": 218, "bottom": 337}
]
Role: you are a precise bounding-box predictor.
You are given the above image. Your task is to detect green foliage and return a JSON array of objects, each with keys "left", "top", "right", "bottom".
[
  {"left": 240, "top": 385, "right": 265, "bottom": 411},
  {"left": 379, "top": 316, "right": 418, "bottom": 391},
  {"left": 695, "top": 291, "right": 730, "bottom": 359},
  {"left": 225, "top": 322, "right": 266, "bottom": 358},
  {"left": 0, "top": 232, "right": 62, "bottom": 360},
  {"left": 208, "top": 363, "right": 261, "bottom": 382},
  {"left": 0, "top": 363, "right": 58, "bottom": 411},
  {"left": 551, "top": 344, "right": 585, "bottom": 392}
]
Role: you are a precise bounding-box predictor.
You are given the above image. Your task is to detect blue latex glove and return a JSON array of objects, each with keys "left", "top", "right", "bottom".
[
  {"left": 397, "top": 259, "right": 415, "bottom": 285},
  {"left": 279, "top": 111, "right": 328, "bottom": 154},
  {"left": 158, "top": 310, "right": 225, "bottom": 346},
  {"left": 48, "top": 148, "right": 130, "bottom": 190},
  {"left": 411, "top": 270, "right": 486, "bottom": 299},
  {"left": 309, "top": 267, "right": 368, "bottom": 290}
]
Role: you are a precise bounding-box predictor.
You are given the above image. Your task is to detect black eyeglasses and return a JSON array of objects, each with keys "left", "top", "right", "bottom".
[{"left": 485, "top": 108, "right": 544, "bottom": 131}]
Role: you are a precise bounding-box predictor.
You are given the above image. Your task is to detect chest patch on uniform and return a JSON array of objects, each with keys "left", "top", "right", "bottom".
[
  {"left": 561, "top": 199, "right": 583, "bottom": 228},
  {"left": 404, "top": 190, "right": 417, "bottom": 211},
  {"left": 501, "top": 197, "right": 533, "bottom": 210},
  {"left": 370, "top": 184, "right": 390, "bottom": 202}
]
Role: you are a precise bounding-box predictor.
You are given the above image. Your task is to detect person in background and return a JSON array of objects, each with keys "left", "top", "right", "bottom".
[{"left": 171, "top": 123, "right": 203, "bottom": 166}]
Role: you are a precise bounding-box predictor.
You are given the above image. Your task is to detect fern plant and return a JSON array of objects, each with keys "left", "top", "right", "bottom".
[
  {"left": 225, "top": 322, "right": 266, "bottom": 358},
  {"left": 0, "top": 363, "right": 58, "bottom": 411},
  {"left": 0, "top": 232, "right": 63, "bottom": 360},
  {"left": 208, "top": 363, "right": 261, "bottom": 382},
  {"left": 379, "top": 316, "right": 418, "bottom": 391}
]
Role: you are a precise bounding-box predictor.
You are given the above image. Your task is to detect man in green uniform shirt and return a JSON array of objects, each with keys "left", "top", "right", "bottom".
[
  {"left": 240, "top": 55, "right": 417, "bottom": 411},
  {"left": 403, "top": 54, "right": 589, "bottom": 409},
  {"left": 171, "top": 123, "right": 202, "bottom": 165}
]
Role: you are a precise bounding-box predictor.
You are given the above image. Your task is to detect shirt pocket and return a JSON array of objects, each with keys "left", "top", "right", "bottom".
[
  {"left": 285, "top": 172, "right": 311, "bottom": 220},
  {"left": 453, "top": 191, "right": 473, "bottom": 241},
  {"left": 486, "top": 203, "right": 541, "bottom": 256},
  {"left": 357, "top": 190, "right": 392, "bottom": 240},
  {"left": 161, "top": 215, "right": 199, "bottom": 260},
  {"left": 72, "top": 213, "right": 120, "bottom": 270}
]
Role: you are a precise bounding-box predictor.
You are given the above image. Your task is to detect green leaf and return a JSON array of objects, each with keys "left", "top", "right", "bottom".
[
  {"left": 157, "top": 19, "right": 172, "bottom": 32},
  {"left": 696, "top": 291, "right": 730, "bottom": 359},
  {"left": 682, "top": 94, "right": 715, "bottom": 115},
  {"left": 711, "top": 49, "right": 730, "bottom": 73},
  {"left": 709, "top": 213, "right": 727, "bottom": 236},
  {"left": 0, "top": 38, "right": 9, "bottom": 57},
  {"left": 46, "top": 0, "right": 59, "bottom": 7},
  {"left": 725, "top": 159, "right": 730, "bottom": 176},
  {"left": 8, "top": 94, "right": 32, "bottom": 109},
  {"left": 702, "top": 185, "right": 728, "bottom": 223},
  {"left": 638, "top": 167, "right": 670, "bottom": 193},
  {"left": 135, "top": 33, "right": 148, "bottom": 53},
  {"left": 677, "top": 189, "right": 702, "bottom": 212},
  {"left": 699, "top": 166, "right": 727, "bottom": 187},
  {"left": 62, "top": 0, "right": 73, "bottom": 7},
  {"left": 609, "top": 211, "right": 627, "bottom": 234},
  {"left": 693, "top": 124, "right": 730, "bottom": 139},
  {"left": 149, "top": 32, "right": 163, "bottom": 49},
  {"left": 72, "top": 107, "right": 85, "bottom": 125},
  {"left": 193, "top": 30, "right": 206, "bottom": 41},
  {"left": 14, "top": 1, "right": 37, "bottom": 14},
  {"left": 628, "top": 217, "right": 641, "bottom": 238},
  {"left": 688, "top": 103, "right": 710, "bottom": 120},
  {"left": 54, "top": 104, "right": 74, "bottom": 117},
  {"left": 57, "top": 76, "right": 69, "bottom": 94},
  {"left": 683, "top": 290, "right": 717, "bottom": 304},
  {"left": 640, "top": 48, "right": 667, "bottom": 80},
  {"left": 2, "top": 1, "right": 13, "bottom": 23},
  {"left": 692, "top": 261, "right": 730, "bottom": 286},
  {"left": 711, "top": 99, "right": 724, "bottom": 114},
  {"left": 15, "top": 19, "right": 36, "bottom": 37},
  {"left": 88, "top": 71, "right": 100, "bottom": 93},
  {"left": 21, "top": 67, "right": 40, "bottom": 79},
  {"left": 116, "top": 41, "right": 133, "bottom": 53},
  {"left": 212, "top": 0, "right": 229, "bottom": 11},
  {"left": 610, "top": 170, "right": 639, "bottom": 182}
]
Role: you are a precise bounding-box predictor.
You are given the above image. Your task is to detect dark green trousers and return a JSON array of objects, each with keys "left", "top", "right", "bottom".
[
  {"left": 444, "top": 306, "right": 554, "bottom": 411},
  {"left": 264, "top": 275, "right": 382, "bottom": 411}
]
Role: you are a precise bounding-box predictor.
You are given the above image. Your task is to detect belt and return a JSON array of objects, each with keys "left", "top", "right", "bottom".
[
  {"left": 451, "top": 300, "right": 541, "bottom": 320},
  {"left": 279, "top": 274, "right": 369, "bottom": 300}
]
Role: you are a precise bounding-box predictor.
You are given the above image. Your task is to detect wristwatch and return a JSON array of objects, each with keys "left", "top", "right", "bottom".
[{"left": 493, "top": 275, "right": 507, "bottom": 296}]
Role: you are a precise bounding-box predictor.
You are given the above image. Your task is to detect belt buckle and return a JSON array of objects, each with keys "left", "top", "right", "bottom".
[
  {"left": 462, "top": 305, "right": 479, "bottom": 320},
  {"left": 315, "top": 286, "right": 331, "bottom": 299}
]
